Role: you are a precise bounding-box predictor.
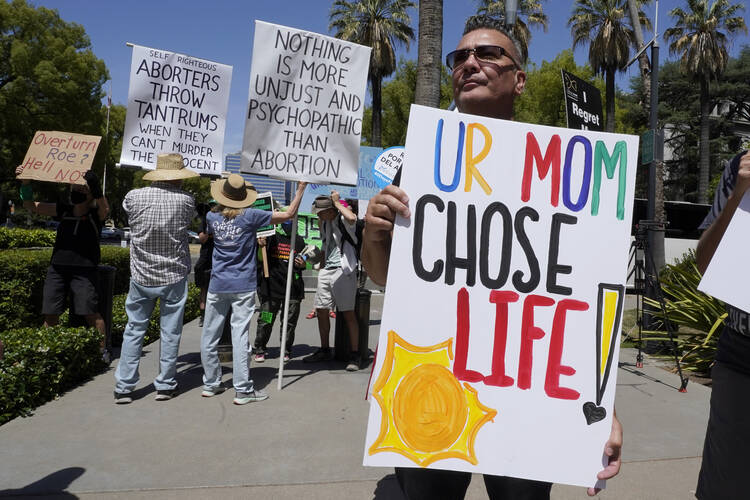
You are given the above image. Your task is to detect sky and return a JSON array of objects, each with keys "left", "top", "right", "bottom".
[{"left": 29, "top": 0, "right": 750, "bottom": 156}]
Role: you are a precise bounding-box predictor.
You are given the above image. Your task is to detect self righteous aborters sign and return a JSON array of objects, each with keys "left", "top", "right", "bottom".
[
  {"left": 17, "top": 131, "right": 101, "bottom": 184},
  {"left": 363, "top": 105, "right": 638, "bottom": 488},
  {"left": 120, "top": 44, "right": 232, "bottom": 175},
  {"left": 241, "top": 21, "right": 371, "bottom": 186}
]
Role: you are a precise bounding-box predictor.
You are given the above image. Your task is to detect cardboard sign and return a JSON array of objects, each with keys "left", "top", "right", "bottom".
[
  {"left": 698, "top": 191, "right": 750, "bottom": 312},
  {"left": 17, "top": 131, "right": 101, "bottom": 185},
  {"left": 363, "top": 105, "right": 638, "bottom": 488},
  {"left": 252, "top": 191, "right": 276, "bottom": 238},
  {"left": 241, "top": 21, "right": 371, "bottom": 185},
  {"left": 562, "top": 70, "right": 603, "bottom": 132},
  {"left": 120, "top": 44, "right": 232, "bottom": 175}
]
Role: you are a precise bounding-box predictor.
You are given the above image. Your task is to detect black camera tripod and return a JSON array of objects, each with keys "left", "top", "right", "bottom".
[{"left": 626, "top": 220, "right": 688, "bottom": 392}]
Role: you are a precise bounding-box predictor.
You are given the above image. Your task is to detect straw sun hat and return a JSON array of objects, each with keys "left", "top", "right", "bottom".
[
  {"left": 142, "top": 153, "right": 199, "bottom": 181},
  {"left": 210, "top": 173, "right": 258, "bottom": 209}
]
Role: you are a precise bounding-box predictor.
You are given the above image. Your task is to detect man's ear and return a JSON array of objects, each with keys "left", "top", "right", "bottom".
[{"left": 514, "top": 69, "right": 527, "bottom": 96}]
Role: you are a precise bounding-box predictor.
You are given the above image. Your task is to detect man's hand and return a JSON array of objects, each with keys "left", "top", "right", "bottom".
[
  {"left": 363, "top": 185, "right": 410, "bottom": 243},
  {"left": 734, "top": 151, "right": 750, "bottom": 198},
  {"left": 587, "top": 411, "right": 623, "bottom": 496},
  {"left": 84, "top": 170, "right": 103, "bottom": 199},
  {"left": 294, "top": 255, "right": 306, "bottom": 268},
  {"left": 330, "top": 190, "right": 340, "bottom": 203},
  {"left": 257, "top": 237, "right": 267, "bottom": 248}
]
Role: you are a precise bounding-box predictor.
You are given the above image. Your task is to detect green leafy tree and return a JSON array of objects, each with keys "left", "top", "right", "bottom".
[
  {"left": 568, "top": 0, "right": 650, "bottom": 132},
  {"left": 664, "top": 0, "right": 747, "bottom": 204},
  {"left": 0, "top": 0, "right": 109, "bottom": 190},
  {"left": 476, "top": 0, "right": 549, "bottom": 63},
  {"left": 415, "top": 0, "right": 442, "bottom": 108},
  {"left": 361, "top": 58, "right": 452, "bottom": 147},
  {"left": 329, "top": 0, "right": 415, "bottom": 147}
]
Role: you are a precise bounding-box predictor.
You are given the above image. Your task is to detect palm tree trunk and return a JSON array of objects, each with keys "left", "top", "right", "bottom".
[
  {"left": 605, "top": 67, "right": 615, "bottom": 132},
  {"left": 371, "top": 74, "right": 383, "bottom": 147},
  {"left": 415, "top": 0, "right": 443, "bottom": 108},
  {"left": 626, "top": 0, "right": 651, "bottom": 107},
  {"left": 698, "top": 78, "right": 711, "bottom": 204}
]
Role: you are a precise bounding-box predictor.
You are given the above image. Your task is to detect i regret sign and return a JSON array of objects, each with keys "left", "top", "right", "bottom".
[{"left": 364, "top": 105, "right": 639, "bottom": 489}]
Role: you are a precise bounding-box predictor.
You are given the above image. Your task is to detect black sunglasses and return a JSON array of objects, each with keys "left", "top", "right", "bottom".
[{"left": 446, "top": 45, "right": 520, "bottom": 70}]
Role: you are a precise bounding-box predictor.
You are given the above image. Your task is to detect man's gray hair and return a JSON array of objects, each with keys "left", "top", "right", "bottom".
[{"left": 463, "top": 14, "right": 525, "bottom": 66}]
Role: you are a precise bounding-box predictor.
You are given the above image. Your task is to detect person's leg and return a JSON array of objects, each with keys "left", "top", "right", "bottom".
[
  {"left": 332, "top": 269, "right": 359, "bottom": 367},
  {"left": 482, "top": 475, "right": 552, "bottom": 500},
  {"left": 41, "top": 265, "right": 66, "bottom": 327},
  {"left": 201, "top": 291, "right": 230, "bottom": 390},
  {"left": 305, "top": 269, "right": 335, "bottom": 362},
  {"left": 696, "top": 361, "right": 749, "bottom": 499},
  {"left": 153, "top": 277, "right": 188, "bottom": 392},
  {"left": 70, "top": 268, "right": 106, "bottom": 351},
  {"left": 342, "top": 310, "right": 359, "bottom": 352},
  {"left": 316, "top": 308, "right": 331, "bottom": 348},
  {"left": 229, "top": 291, "right": 257, "bottom": 394},
  {"left": 114, "top": 281, "right": 157, "bottom": 394},
  {"left": 282, "top": 299, "right": 301, "bottom": 356},
  {"left": 395, "top": 467, "right": 471, "bottom": 500},
  {"left": 252, "top": 296, "right": 276, "bottom": 357}
]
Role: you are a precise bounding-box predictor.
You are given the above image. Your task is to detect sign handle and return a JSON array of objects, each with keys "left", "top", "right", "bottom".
[{"left": 277, "top": 211, "right": 299, "bottom": 390}]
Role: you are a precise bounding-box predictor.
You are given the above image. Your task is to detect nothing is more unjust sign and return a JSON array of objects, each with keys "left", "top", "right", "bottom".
[
  {"left": 241, "top": 21, "right": 371, "bottom": 186},
  {"left": 120, "top": 44, "right": 233, "bottom": 175}
]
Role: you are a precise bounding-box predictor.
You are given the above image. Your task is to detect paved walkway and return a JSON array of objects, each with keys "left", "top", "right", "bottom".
[{"left": 0, "top": 291, "right": 709, "bottom": 499}]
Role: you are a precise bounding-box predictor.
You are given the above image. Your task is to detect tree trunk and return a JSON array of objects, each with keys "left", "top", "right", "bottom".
[
  {"left": 371, "top": 74, "right": 383, "bottom": 147},
  {"left": 605, "top": 67, "right": 615, "bottom": 132},
  {"left": 698, "top": 78, "right": 711, "bottom": 204},
  {"left": 626, "top": 0, "right": 651, "bottom": 107},
  {"left": 415, "top": 0, "right": 443, "bottom": 108}
]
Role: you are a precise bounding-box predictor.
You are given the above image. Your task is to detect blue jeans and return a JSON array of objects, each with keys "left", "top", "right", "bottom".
[
  {"left": 114, "top": 277, "right": 188, "bottom": 393},
  {"left": 201, "top": 290, "right": 257, "bottom": 393}
]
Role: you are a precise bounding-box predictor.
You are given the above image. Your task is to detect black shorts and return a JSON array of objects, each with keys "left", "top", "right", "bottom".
[{"left": 42, "top": 265, "right": 99, "bottom": 316}]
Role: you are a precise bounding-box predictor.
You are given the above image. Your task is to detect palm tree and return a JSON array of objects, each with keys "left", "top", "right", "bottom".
[
  {"left": 477, "top": 0, "right": 549, "bottom": 63},
  {"left": 568, "top": 0, "right": 649, "bottom": 132},
  {"left": 329, "top": 0, "right": 415, "bottom": 147},
  {"left": 664, "top": 0, "right": 747, "bottom": 204},
  {"left": 626, "top": 0, "right": 652, "bottom": 107},
  {"left": 414, "top": 0, "right": 442, "bottom": 109}
]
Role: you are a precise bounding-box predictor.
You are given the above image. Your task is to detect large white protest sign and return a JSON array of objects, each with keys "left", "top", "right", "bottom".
[
  {"left": 698, "top": 191, "right": 750, "bottom": 312},
  {"left": 363, "top": 106, "right": 638, "bottom": 488},
  {"left": 120, "top": 44, "right": 232, "bottom": 175},
  {"left": 241, "top": 21, "right": 371, "bottom": 186}
]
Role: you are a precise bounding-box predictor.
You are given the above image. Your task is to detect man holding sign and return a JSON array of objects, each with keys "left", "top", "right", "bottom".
[
  {"left": 362, "top": 15, "right": 622, "bottom": 498},
  {"left": 16, "top": 166, "right": 110, "bottom": 361}
]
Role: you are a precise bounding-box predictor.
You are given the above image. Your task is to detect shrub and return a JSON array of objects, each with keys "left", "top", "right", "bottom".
[
  {"left": 0, "top": 227, "right": 56, "bottom": 249},
  {"left": 0, "top": 326, "right": 105, "bottom": 425},
  {"left": 644, "top": 250, "right": 727, "bottom": 374},
  {"left": 0, "top": 247, "right": 130, "bottom": 330}
]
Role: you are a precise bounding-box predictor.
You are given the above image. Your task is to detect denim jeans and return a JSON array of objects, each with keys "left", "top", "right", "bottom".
[
  {"left": 253, "top": 297, "right": 301, "bottom": 355},
  {"left": 201, "top": 290, "right": 257, "bottom": 393},
  {"left": 114, "top": 277, "right": 188, "bottom": 393}
]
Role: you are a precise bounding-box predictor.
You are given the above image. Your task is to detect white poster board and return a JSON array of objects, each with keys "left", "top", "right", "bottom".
[
  {"left": 241, "top": 21, "right": 371, "bottom": 186},
  {"left": 120, "top": 44, "right": 233, "bottom": 175},
  {"left": 698, "top": 191, "right": 750, "bottom": 312},
  {"left": 363, "top": 105, "right": 638, "bottom": 488}
]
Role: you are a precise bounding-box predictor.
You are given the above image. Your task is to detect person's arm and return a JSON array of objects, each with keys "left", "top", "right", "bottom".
[
  {"left": 696, "top": 152, "right": 750, "bottom": 273},
  {"left": 83, "top": 171, "right": 109, "bottom": 220},
  {"left": 198, "top": 231, "right": 211, "bottom": 244},
  {"left": 330, "top": 190, "right": 356, "bottom": 223},
  {"left": 270, "top": 182, "right": 308, "bottom": 224},
  {"left": 588, "top": 407, "right": 623, "bottom": 496},
  {"left": 361, "top": 185, "right": 411, "bottom": 286},
  {"left": 15, "top": 166, "right": 57, "bottom": 216}
]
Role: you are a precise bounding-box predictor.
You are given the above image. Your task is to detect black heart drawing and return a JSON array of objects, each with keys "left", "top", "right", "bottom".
[{"left": 583, "top": 402, "right": 606, "bottom": 425}]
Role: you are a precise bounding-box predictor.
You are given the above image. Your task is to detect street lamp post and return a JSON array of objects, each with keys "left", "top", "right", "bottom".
[{"left": 505, "top": 0, "right": 518, "bottom": 27}]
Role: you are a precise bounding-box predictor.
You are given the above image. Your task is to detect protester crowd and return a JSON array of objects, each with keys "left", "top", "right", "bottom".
[{"left": 11, "top": 11, "right": 750, "bottom": 499}]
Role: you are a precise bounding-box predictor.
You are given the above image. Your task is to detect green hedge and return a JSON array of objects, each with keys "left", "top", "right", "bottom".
[
  {"left": 0, "top": 326, "right": 105, "bottom": 425},
  {"left": 0, "top": 247, "right": 130, "bottom": 330},
  {"left": 0, "top": 283, "right": 200, "bottom": 426},
  {"left": 0, "top": 227, "right": 56, "bottom": 249}
]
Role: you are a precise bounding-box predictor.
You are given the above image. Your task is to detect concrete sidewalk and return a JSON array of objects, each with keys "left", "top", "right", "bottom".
[{"left": 0, "top": 291, "right": 709, "bottom": 499}]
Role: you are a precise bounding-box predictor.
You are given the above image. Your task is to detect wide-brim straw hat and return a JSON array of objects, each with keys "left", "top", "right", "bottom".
[
  {"left": 143, "top": 153, "right": 199, "bottom": 181},
  {"left": 210, "top": 173, "right": 258, "bottom": 209}
]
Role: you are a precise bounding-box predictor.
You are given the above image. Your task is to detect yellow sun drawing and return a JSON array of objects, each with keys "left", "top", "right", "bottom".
[{"left": 369, "top": 330, "right": 497, "bottom": 467}]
